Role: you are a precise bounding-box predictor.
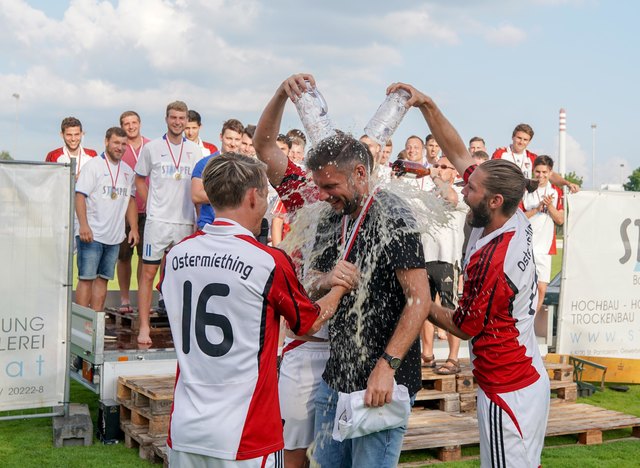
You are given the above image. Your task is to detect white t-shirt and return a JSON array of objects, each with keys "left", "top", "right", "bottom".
[
  {"left": 423, "top": 183, "right": 468, "bottom": 265},
  {"left": 522, "top": 184, "right": 562, "bottom": 255},
  {"left": 160, "top": 219, "right": 319, "bottom": 460},
  {"left": 135, "top": 135, "right": 198, "bottom": 224},
  {"left": 75, "top": 154, "right": 136, "bottom": 245}
]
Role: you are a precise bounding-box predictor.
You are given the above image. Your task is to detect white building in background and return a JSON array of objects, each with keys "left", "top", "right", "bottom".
[{"left": 600, "top": 184, "right": 625, "bottom": 191}]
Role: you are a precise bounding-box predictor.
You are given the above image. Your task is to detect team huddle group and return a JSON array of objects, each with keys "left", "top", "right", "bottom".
[{"left": 47, "top": 73, "right": 579, "bottom": 467}]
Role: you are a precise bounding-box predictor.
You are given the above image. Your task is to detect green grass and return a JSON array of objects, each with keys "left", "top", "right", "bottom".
[
  {"left": 0, "top": 381, "right": 145, "bottom": 467},
  {"left": 1, "top": 382, "right": 638, "bottom": 467},
  {"left": 551, "top": 247, "right": 563, "bottom": 279},
  {"left": 398, "top": 383, "right": 640, "bottom": 467}
]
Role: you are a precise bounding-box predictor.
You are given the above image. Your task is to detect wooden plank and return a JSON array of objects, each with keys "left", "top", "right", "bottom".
[{"left": 546, "top": 353, "right": 640, "bottom": 384}]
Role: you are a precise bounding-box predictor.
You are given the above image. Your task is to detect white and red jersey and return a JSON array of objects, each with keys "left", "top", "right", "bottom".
[
  {"left": 134, "top": 135, "right": 198, "bottom": 224},
  {"left": 160, "top": 218, "right": 319, "bottom": 460},
  {"left": 454, "top": 209, "right": 545, "bottom": 394},
  {"left": 522, "top": 183, "right": 563, "bottom": 255},
  {"left": 45, "top": 146, "right": 98, "bottom": 176},
  {"left": 75, "top": 154, "right": 136, "bottom": 245},
  {"left": 492, "top": 147, "right": 537, "bottom": 179},
  {"left": 122, "top": 136, "right": 151, "bottom": 214},
  {"left": 194, "top": 138, "right": 219, "bottom": 161}
]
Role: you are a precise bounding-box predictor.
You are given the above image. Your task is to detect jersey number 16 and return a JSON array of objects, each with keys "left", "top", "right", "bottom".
[{"left": 181, "top": 281, "right": 234, "bottom": 357}]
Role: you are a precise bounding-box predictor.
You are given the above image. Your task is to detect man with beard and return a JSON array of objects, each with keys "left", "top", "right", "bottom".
[
  {"left": 390, "top": 82, "right": 550, "bottom": 468},
  {"left": 254, "top": 73, "right": 430, "bottom": 468},
  {"left": 75, "top": 127, "right": 138, "bottom": 317}
]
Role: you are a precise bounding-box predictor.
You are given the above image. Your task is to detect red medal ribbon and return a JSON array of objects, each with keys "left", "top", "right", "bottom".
[
  {"left": 340, "top": 189, "right": 378, "bottom": 260},
  {"left": 164, "top": 134, "right": 184, "bottom": 177},
  {"left": 103, "top": 153, "right": 121, "bottom": 196}
]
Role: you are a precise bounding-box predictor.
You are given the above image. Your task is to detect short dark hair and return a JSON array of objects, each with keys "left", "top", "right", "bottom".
[
  {"left": 479, "top": 159, "right": 538, "bottom": 216},
  {"left": 187, "top": 110, "right": 202, "bottom": 125},
  {"left": 61, "top": 117, "right": 82, "bottom": 132},
  {"left": 425, "top": 134, "right": 436, "bottom": 144},
  {"left": 105, "top": 127, "right": 127, "bottom": 140},
  {"left": 221, "top": 118, "right": 244, "bottom": 136},
  {"left": 277, "top": 134, "right": 292, "bottom": 149},
  {"left": 406, "top": 135, "right": 423, "bottom": 145},
  {"left": 469, "top": 136, "right": 485, "bottom": 145},
  {"left": 533, "top": 155, "right": 554, "bottom": 169},
  {"left": 243, "top": 124, "right": 256, "bottom": 139},
  {"left": 119, "top": 111, "right": 140, "bottom": 126},
  {"left": 307, "top": 134, "right": 373, "bottom": 175},
  {"left": 202, "top": 152, "right": 267, "bottom": 210},
  {"left": 512, "top": 123, "right": 534, "bottom": 139}
]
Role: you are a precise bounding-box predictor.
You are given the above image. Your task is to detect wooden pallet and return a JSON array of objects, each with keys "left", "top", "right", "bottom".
[
  {"left": 117, "top": 375, "right": 175, "bottom": 437},
  {"left": 421, "top": 367, "right": 457, "bottom": 393},
  {"left": 403, "top": 400, "right": 640, "bottom": 461},
  {"left": 105, "top": 308, "right": 170, "bottom": 332},
  {"left": 153, "top": 440, "right": 169, "bottom": 468},
  {"left": 122, "top": 422, "right": 167, "bottom": 464},
  {"left": 414, "top": 389, "right": 460, "bottom": 413},
  {"left": 549, "top": 380, "right": 578, "bottom": 401}
]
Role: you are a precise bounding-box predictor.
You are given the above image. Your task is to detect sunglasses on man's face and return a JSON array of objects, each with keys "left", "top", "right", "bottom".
[{"left": 433, "top": 163, "right": 454, "bottom": 170}]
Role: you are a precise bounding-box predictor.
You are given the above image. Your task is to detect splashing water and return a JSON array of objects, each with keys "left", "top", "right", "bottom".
[{"left": 278, "top": 172, "right": 453, "bottom": 371}]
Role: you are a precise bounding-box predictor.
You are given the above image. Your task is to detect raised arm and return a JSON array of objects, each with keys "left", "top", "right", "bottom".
[
  {"left": 386, "top": 83, "right": 474, "bottom": 177},
  {"left": 254, "top": 73, "right": 316, "bottom": 186}
]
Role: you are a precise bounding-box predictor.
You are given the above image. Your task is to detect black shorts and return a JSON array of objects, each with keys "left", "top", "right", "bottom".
[
  {"left": 425, "top": 260, "right": 459, "bottom": 309},
  {"left": 118, "top": 213, "right": 146, "bottom": 260}
]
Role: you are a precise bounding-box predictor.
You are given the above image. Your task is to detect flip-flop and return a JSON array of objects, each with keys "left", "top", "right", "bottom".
[
  {"left": 118, "top": 303, "right": 134, "bottom": 314},
  {"left": 435, "top": 359, "right": 461, "bottom": 375}
]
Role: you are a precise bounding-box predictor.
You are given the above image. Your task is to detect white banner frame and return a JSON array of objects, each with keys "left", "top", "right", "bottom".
[
  {"left": 0, "top": 161, "right": 73, "bottom": 415},
  {"left": 557, "top": 190, "right": 640, "bottom": 359}
]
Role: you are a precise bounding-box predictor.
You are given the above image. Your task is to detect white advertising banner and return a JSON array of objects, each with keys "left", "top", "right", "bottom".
[
  {"left": 557, "top": 190, "right": 640, "bottom": 359},
  {"left": 0, "top": 162, "right": 71, "bottom": 411}
]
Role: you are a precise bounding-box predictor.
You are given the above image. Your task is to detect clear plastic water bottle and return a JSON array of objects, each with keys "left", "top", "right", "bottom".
[
  {"left": 294, "top": 81, "right": 335, "bottom": 148},
  {"left": 364, "top": 89, "right": 411, "bottom": 146}
]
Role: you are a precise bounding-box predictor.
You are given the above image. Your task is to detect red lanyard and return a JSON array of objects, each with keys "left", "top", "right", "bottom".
[
  {"left": 340, "top": 190, "right": 377, "bottom": 260},
  {"left": 104, "top": 154, "right": 121, "bottom": 198},
  {"left": 129, "top": 138, "right": 144, "bottom": 163},
  {"left": 164, "top": 134, "right": 184, "bottom": 176}
]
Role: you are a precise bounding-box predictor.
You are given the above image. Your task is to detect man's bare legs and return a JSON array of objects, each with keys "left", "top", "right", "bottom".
[
  {"left": 420, "top": 321, "right": 436, "bottom": 367},
  {"left": 75, "top": 280, "right": 93, "bottom": 308},
  {"left": 91, "top": 277, "right": 109, "bottom": 312},
  {"left": 137, "top": 262, "right": 159, "bottom": 344},
  {"left": 117, "top": 257, "right": 132, "bottom": 307}
]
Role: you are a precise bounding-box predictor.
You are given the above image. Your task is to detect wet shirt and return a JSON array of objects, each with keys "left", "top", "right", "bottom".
[{"left": 312, "top": 190, "right": 426, "bottom": 395}]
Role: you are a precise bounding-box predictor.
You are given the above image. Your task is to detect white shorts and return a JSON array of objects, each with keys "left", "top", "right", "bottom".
[
  {"left": 168, "top": 448, "right": 283, "bottom": 467},
  {"left": 477, "top": 374, "right": 550, "bottom": 468},
  {"left": 533, "top": 252, "right": 552, "bottom": 283},
  {"left": 143, "top": 219, "right": 194, "bottom": 263},
  {"left": 279, "top": 340, "right": 330, "bottom": 450}
]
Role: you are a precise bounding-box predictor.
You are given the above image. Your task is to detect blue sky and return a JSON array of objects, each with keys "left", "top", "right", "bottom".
[{"left": 1, "top": 0, "right": 638, "bottom": 188}]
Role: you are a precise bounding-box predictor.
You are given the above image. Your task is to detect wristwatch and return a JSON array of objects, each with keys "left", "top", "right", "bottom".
[{"left": 381, "top": 352, "right": 402, "bottom": 370}]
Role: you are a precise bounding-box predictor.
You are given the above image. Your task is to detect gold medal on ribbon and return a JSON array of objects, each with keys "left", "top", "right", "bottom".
[
  {"left": 111, "top": 190, "right": 118, "bottom": 200},
  {"left": 174, "top": 172, "right": 182, "bottom": 180}
]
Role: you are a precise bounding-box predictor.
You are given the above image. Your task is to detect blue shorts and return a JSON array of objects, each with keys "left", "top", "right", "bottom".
[{"left": 76, "top": 237, "right": 119, "bottom": 280}]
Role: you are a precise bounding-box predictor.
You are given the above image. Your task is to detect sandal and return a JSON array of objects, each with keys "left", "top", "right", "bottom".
[
  {"left": 118, "top": 303, "right": 134, "bottom": 314},
  {"left": 434, "top": 359, "right": 461, "bottom": 375},
  {"left": 421, "top": 354, "right": 436, "bottom": 368}
]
